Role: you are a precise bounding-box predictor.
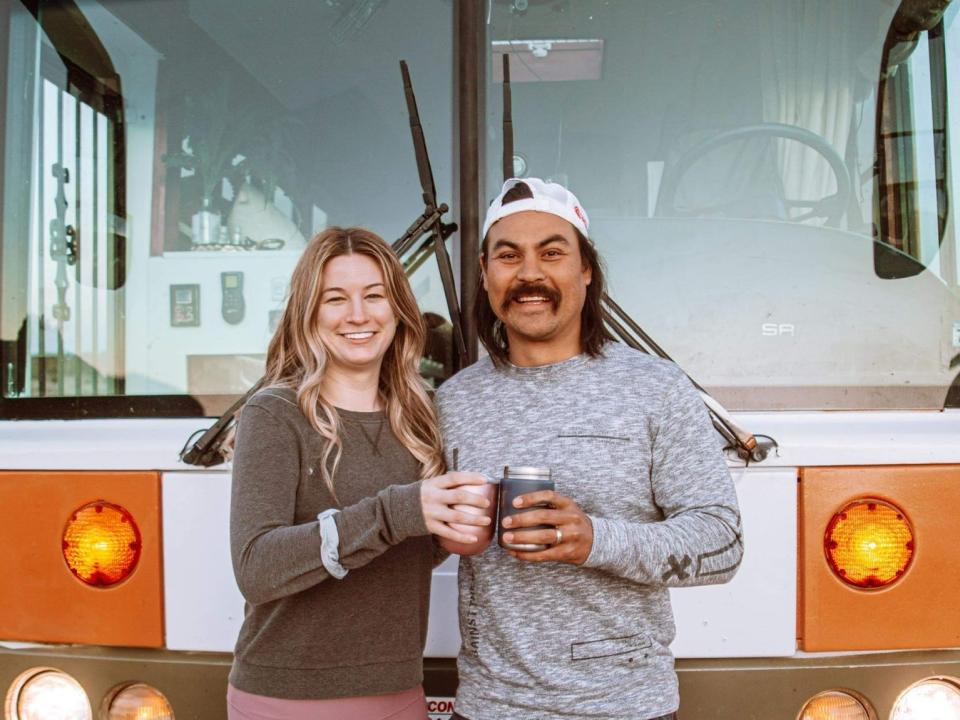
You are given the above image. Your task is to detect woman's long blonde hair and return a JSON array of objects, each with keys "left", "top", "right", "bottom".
[{"left": 263, "top": 227, "right": 444, "bottom": 497}]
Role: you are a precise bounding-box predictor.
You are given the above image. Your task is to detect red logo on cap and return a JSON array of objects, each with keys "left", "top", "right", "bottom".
[{"left": 574, "top": 205, "right": 587, "bottom": 226}]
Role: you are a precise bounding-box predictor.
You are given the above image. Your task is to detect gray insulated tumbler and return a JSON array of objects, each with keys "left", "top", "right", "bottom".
[{"left": 498, "top": 466, "right": 554, "bottom": 551}]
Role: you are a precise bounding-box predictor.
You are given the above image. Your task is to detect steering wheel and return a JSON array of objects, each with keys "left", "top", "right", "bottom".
[{"left": 655, "top": 122, "right": 852, "bottom": 227}]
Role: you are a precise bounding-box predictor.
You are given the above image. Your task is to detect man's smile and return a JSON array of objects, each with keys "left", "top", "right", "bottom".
[{"left": 502, "top": 284, "right": 561, "bottom": 312}]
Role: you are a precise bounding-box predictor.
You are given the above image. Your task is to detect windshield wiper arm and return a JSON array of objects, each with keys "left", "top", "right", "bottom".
[
  {"left": 180, "top": 61, "right": 464, "bottom": 467},
  {"left": 498, "top": 54, "right": 770, "bottom": 462},
  {"left": 399, "top": 60, "right": 468, "bottom": 370},
  {"left": 601, "top": 295, "right": 767, "bottom": 461}
]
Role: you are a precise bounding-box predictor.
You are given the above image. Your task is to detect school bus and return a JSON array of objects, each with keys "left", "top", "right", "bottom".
[{"left": 1, "top": 1, "right": 959, "bottom": 718}]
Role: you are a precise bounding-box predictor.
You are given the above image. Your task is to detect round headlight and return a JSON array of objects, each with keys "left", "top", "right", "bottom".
[
  {"left": 103, "top": 683, "right": 174, "bottom": 719},
  {"left": 891, "top": 677, "right": 960, "bottom": 720},
  {"left": 62, "top": 501, "right": 142, "bottom": 587},
  {"left": 797, "top": 689, "right": 875, "bottom": 720},
  {"left": 4, "top": 668, "right": 92, "bottom": 720},
  {"left": 824, "top": 498, "right": 914, "bottom": 589}
]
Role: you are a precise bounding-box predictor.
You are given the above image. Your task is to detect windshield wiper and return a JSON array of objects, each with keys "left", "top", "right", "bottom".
[
  {"left": 498, "top": 54, "right": 771, "bottom": 462},
  {"left": 601, "top": 295, "right": 766, "bottom": 460},
  {"left": 181, "top": 61, "right": 463, "bottom": 467}
]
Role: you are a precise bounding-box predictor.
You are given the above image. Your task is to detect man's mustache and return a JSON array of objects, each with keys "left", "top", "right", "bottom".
[{"left": 501, "top": 284, "right": 561, "bottom": 312}]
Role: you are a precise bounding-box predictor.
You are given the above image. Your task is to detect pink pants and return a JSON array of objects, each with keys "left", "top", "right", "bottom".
[{"left": 226, "top": 683, "right": 427, "bottom": 720}]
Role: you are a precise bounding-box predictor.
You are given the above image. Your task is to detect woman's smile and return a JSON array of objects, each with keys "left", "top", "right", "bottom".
[{"left": 316, "top": 253, "right": 398, "bottom": 373}]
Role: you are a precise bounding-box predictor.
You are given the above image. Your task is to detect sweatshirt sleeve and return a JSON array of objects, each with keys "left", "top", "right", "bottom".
[
  {"left": 431, "top": 535, "right": 452, "bottom": 567},
  {"left": 583, "top": 372, "right": 743, "bottom": 587},
  {"left": 230, "top": 403, "right": 330, "bottom": 605},
  {"left": 333, "top": 479, "right": 428, "bottom": 570},
  {"left": 231, "top": 400, "right": 431, "bottom": 604}
]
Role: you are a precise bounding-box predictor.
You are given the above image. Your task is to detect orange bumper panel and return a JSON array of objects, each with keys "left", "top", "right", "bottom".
[
  {"left": 800, "top": 465, "right": 960, "bottom": 652},
  {"left": 0, "top": 471, "right": 163, "bottom": 647}
]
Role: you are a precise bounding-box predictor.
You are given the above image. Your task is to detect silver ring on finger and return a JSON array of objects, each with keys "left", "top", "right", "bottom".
[{"left": 554, "top": 527, "right": 563, "bottom": 545}]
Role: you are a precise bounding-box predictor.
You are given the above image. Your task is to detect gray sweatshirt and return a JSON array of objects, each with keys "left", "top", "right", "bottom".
[
  {"left": 229, "top": 388, "right": 436, "bottom": 699},
  {"left": 436, "top": 344, "right": 743, "bottom": 720}
]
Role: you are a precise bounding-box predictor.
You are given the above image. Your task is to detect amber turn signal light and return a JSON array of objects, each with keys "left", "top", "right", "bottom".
[
  {"left": 62, "top": 501, "right": 142, "bottom": 587},
  {"left": 824, "top": 498, "right": 914, "bottom": 589}
]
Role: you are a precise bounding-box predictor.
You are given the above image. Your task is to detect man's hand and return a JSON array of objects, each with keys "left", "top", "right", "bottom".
[{"left": 501, "top": 490, "right": 594, "bottom": 565}]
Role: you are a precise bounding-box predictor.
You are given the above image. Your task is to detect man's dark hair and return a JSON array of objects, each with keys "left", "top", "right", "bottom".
[{"left": 476, "top": 181, "right": 614, "bottom": 367}]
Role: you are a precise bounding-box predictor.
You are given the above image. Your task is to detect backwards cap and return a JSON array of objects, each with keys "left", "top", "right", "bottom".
[{"left": 482, "top": 177, "right": 590, "bottom": 240}]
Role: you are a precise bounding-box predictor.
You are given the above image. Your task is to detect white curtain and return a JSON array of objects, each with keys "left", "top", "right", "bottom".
[{"left": 758, "top": 1, "right": 862, "bottom": 222}]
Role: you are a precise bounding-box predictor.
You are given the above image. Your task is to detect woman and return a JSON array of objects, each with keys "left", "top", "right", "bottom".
[{"left": 227, "top": 227, "right": 489, "bottom": 720}]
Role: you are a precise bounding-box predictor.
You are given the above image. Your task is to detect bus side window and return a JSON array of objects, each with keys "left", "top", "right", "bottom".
[
  {"left": 944, "top": 2, "right": 960, "bottom": 293},
  {"left": 1, "top": 3, "right": 126, "bottom": 400},
  {"left": 874, "top": 0, "right": 953, "bottom": 283}
]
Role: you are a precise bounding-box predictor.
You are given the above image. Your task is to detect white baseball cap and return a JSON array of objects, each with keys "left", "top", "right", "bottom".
[{"left": 482, "top": 177, "right": 590, "bottom": 240}]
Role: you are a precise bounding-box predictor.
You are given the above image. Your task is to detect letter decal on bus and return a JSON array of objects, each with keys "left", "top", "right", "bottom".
[{"left": 761, "top": 323, "right": 796, "bottom": 337}]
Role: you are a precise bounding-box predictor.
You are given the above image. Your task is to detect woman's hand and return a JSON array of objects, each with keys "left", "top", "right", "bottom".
[{"left": 421, "top": 472, "right": 491, "bottom": 544}]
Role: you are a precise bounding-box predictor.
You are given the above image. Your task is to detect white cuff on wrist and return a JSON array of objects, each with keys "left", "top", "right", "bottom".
[{"left": 317, "top": 509, "right": 348, "bottom": 579}]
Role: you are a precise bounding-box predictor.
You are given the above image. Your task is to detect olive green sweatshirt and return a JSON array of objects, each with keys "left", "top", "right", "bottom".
[{"left": 228, "top": 388, "right": 436, "bottom": 699}]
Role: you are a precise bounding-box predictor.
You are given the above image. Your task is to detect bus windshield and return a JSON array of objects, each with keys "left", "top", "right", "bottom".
[
  {"left": 487, "top": 0, "right": 960, "bottom": 410},
  {"left": 1, "top": 0, "right": 958, "bottom": 415}
]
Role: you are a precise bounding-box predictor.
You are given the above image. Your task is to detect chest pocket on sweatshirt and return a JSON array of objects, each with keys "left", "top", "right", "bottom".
[
  {"left": 556, "top": 430, "right": 634, "bottom": 460},
  {"left": 557, "top": 431, "right": 631, "bottom": 442},
  {"left": 554, "top": 430, "right": 651, "bottom": 514}
]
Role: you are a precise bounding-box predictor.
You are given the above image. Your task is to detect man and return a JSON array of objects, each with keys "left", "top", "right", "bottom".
[{"left": 436, "top": 177, "right": 743, "bottom": 720}]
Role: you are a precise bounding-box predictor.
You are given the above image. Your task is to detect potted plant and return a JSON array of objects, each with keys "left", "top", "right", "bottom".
[{"left": 163, "top": 84, "right": 259, "bottom": 245}]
